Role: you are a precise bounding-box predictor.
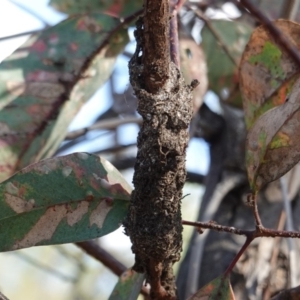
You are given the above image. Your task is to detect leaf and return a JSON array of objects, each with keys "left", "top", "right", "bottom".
[
  {"left": 187, "top": 275, "right": 235, "bottom": 300},
  {"left": 246, "top": 77, "right": 300, "bottom": 192},
  {"left": 109, "top": 270, "right": 145, "bottom": 300},
  {"left": 0, "top": 14, "right": 128, "bottom": 182},
  {"left": 0, "top": 152, "right": 132, "bottom": 252},
  {"left": 50, "top": 0, "right": 143, "bottom": 18},
  {"left": 240, "top": 20, "right": 300, "bottom": 128},
  {"left": 180, "top": 34, "right": 208, "bottom": 115},
  {"left": 240, "top": 20, "right": 300, "bottom": 191},
  {"left": 201, "top": 20, "right": 252, "bottom": 107}
]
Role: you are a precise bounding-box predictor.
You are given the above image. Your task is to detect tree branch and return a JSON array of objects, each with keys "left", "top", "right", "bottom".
[
  {"left": 76, "top": 241, "right": 150, "bottom": 297},
  {"left": 142, "top": 0, "right": 170, "bottom": 92}
]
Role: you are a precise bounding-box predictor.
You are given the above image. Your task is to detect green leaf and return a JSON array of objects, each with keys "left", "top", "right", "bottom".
[
  {"left": 246, "top": 77, "right": 300, "bottom": 192},
  {"left": 187, "top": 275, "right": 235, "bottom": 300},
  {"left": 201, "top": 20, "right": 252, "bottom": 107},
  {"left": 0, "top": 153, "right": 132, "bottom": 252},
  {"left": 0, "top": 13, "right": 129, "bottom": 182},
  {"left": 240, "top": 20, "right": 300, "bottom": 128},
  {"left": 109, "top": 270, "right": 145, "bottom": 300},
  {"left": 50, "top": 0, "right": 143, "bottom": 18}
]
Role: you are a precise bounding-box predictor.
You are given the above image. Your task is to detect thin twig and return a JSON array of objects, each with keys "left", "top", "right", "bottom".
[
  {"left": 224, "top": 237, "right": 254, "bottom": 276},
  {"left": 65, "top": 117, "right": 142, "bottom": 140},
  {"left": 236, "top": 0, "right": 300, "bottom": 69},
  {"left": 76, "top": 241, "right": 150, "bottom": 296},
  {"left": 182, "top": 219, "right": 300, "bottom": 239},
  {"left": 76, "top": 241, "right": 126, "bottom": 276},
  {"left": 0, "top": 29, "right": 44, "bottom": 42},
  {"left": 187, "top": 4, "right": 238, "bottom": 67},
  {"left": 248, "top": 193, "right": 263, "bottom": 230}
]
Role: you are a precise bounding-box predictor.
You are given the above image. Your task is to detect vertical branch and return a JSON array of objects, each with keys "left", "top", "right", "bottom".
[
  {"left": 143, "top": 0, "right": 170, "bottom": 92},
  {"left": 125, "top": 0, "right": 199, "bottom": 298}
]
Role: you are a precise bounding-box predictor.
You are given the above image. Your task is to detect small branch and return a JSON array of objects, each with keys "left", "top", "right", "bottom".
[
  {"left": 247, "top": 193, "right": 263, "bottom": 230},
  {"left": 76, "top": 241, "right": 126, "bottom": 276},
  {"left": 224, "top": 237, "right": 253, "bottom": 276},
  {"left": 0, "top": 29, "right": 43, "bottom": 42},
  {"left": 187, "top": 5, "right": 238, "bottom": 67},
  {"left": 182, "top": 220, "right": 300, "bottom": 239},
  {"left": 76, "top": 241, "right": 150, "bottom": 296},
  {"left": 65, "top": 117, "right": 142, "bottom": 140},
  {"left": 236, "top": 0, "right": 300, "bottom": 69},
  {"left": 142, "top": 0, "right": 170, "bottom": 92}
]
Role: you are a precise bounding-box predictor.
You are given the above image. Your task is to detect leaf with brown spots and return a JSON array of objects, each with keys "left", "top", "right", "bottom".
[
  {"left": 246, "top": 77, "right": 300, "bottom": 192},
  {"left": 109, "top": 270, "right": 145, "bottom": 300},
  {"left": 0, "top": 153, "right": 131, "bottom": 252},
  {"left": 240, "top": 20, "right": 300, "bottom": 129},
  {"left": 187, "top": 275, "right": 235, "bottom": 300},
  {"left": 0, "top": 13, "right": 128, "bottom": 182},
  {"left": 240, "top": 20, "right": 300, "bottom": 192},
  {"left": 50, "top": 0, "right": 142, "bottom": 18}
]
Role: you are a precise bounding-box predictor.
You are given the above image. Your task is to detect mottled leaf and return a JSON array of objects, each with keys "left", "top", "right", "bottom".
[
  {"left": 201, "top": 20, "right": 252, "bottom": 107},
  {"left": 240, "top": 20, "right": 300, "bottom": 128},
  {"left": 0, "top": 153, "right": 131, "bottom": 252},
  {"left": 246, "top": 77, "right": 300, "bottom": 192},
  {"left": 0, "top": 14, "right": 128, "bottom": 182},
  {"left": 109, "top": 270, "right": 145, "bottom": 300},
  {"left": 187, "top": 275, "right": 235, "bottom": 300},
  {"left": 50, "top": 0, "right": 143, "bottom": 18},
  {"left": 180, "top": 34, "right": 208, "bottom": 115}
]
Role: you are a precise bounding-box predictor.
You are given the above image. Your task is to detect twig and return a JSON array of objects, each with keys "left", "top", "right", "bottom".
[
  {"left": 235, "top": 0, "right": 300, "bottom": 69},
  {"left": 0, "top": 29, "right": 43, "bottom": 42},
  {"left": 9, "top": 0, "right": 51, "bottom": 27},
  {"left": 76, "top": 241, "right": 150, "bottom": 296},
  {"left": 65, "top": 117, "right": 142, "bottom": 140},
  {"left": 280, "top": 177, "right": 297, "bottom": 287},
  {"left": 247, "top": 193, "right": 263, "bottom": 230},
  {"left": 76, "top": 241, "right": 126, "bottom": 276},
  {"left": 187, "top": 5, "right": 238, "bottom": 67},
  {"left": 142, "top": 0, "right": 170, "bottom": 92},
  {"left": 182, "top": 219, "right": 300, "bottom": 239},
  {"left": 224, "top": 237, "right": 254, "bottom": 276}
]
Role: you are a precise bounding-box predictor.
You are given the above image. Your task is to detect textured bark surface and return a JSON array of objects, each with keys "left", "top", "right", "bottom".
[{"left": 124, "top": 14, "right": 197, "bottom": 299}]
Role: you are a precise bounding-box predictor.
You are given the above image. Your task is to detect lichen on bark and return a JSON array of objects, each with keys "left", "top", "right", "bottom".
[{"left": 124, "top": 13, "right": 198, "bottom": 298}]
